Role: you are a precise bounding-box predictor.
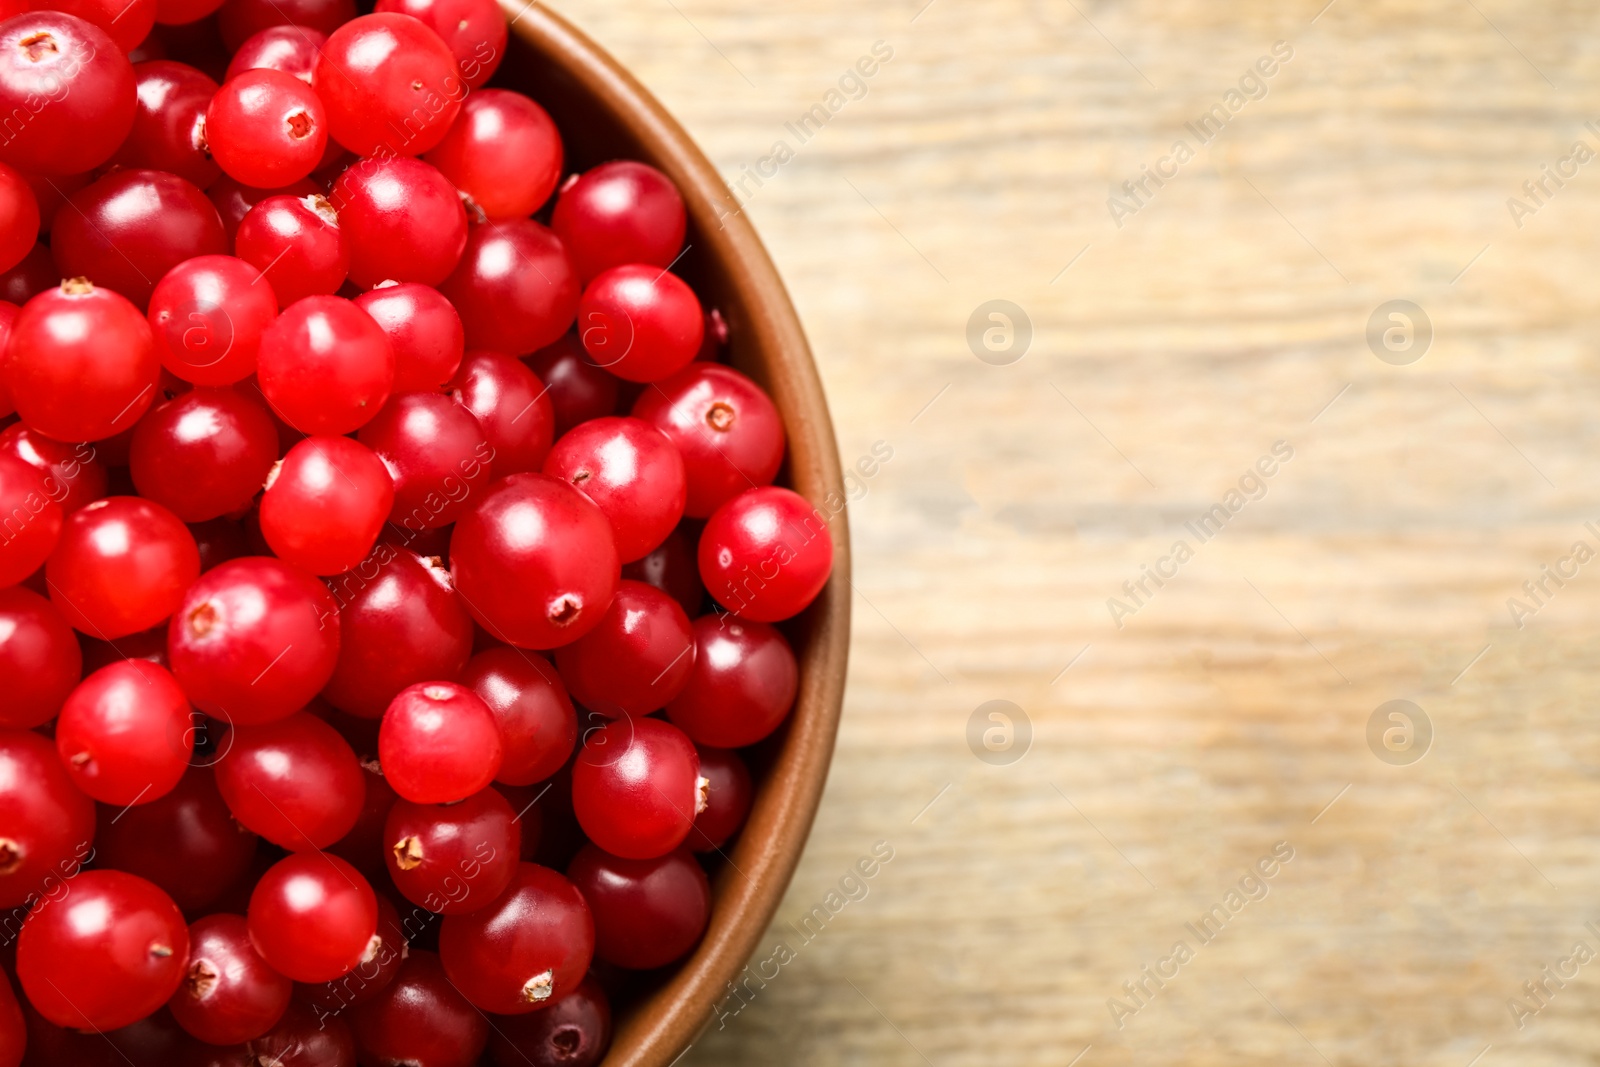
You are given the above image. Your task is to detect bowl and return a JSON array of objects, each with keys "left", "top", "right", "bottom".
[{"left": 492, "top": 7, "right": 852, "bottom": 1064}]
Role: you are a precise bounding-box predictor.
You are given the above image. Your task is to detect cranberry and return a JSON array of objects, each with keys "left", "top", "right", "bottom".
[
  {"left": 0, "top": 163, "right": 36, "bottom": 273},
  {"left": 354, "top": 282, "right": 463, "bottom": 392},
  {"left": 207, "top": 174, "right": 320, "bottom": 241},
  {"left": 129, "top": 388, "right": 278, "bottom": 522},
  {"left": 374, "top": 0, "right": 502, "bottom": 88},
  {"left": 0, "top": 451, "right": 60, "bottom": 587},
  {"left": 441, "top": 219, "right": 579, "bottom": 355},
  {"left": 578, "top": 265, "right": 703, "bottom": 384},
  {"left": 113, "top": 60, "right": 219, "bottom": 188},
  {"left": 0, "top": 586, "right": 79, "bottom": 728},
  {"left": 385, "top": 786, "right": 520, "bottom": 914},
  {"left": 48, "top": 497, "right": 199, "bottom": 639},
  {"left": 567, "top": 844, "right": 708, "bottom": 969},
  {"left": 259, "top": 435, "right": 394, "bottom": 575},
  {"left": 0, "top": 423, "right": 109, "bottom": 514},
  {"left": 330, "top": 156, "right": 467, "bottom": 289},
  {"left": 0, "top": 729, "right": 94, "bottom": 909},
  {"left": 459, "top": 646, "right": 576, "bottom": 786},
  {"left": 234, "top": 193, "right": 350, "bottom": 307},
  {"left": 17, "top": 869, "right": 188, "bottom": 1031},
  {"left": 56, "top": 659, "right": 192, "bottom": 805},
  {"left": 687, "top": 745, "right": 752, "bottom": 852},
  {"left": 438, "top": 863, "right": 593, "bottom": 1014},
  {"left": 297, "top": 894, "right": 404, "bottom": 1015},
  {"left": 217, "top": 0, "right": 353, "bottom": 51},
  {"left": 247, "top": 852, "right": 376, "bottom": 983},
  {"left": 544, "top": 416, "right": 686, "bottom": 562},
  {"left": 53, "top": 169, "right": 227, "bottom": 309},
  {"left": 571, "top": 716, "right": 702, "bottom": 860},
  {"left": 215, "top": 710, "right": 363, "bottom": 850},
  {"left": 555, "top": 581, "right": 694, "bottom": 718},
  {"left": 146, "top": 256, "right": 277, "bottom": 390},
  {"left": 0, "top": 242, "right": 52, "bottom": 304},
  {"left": 699, "top": 486, "right": 833, "bottom": 622},
  {"left": 447, "top": 350, "right": 555, "bottom": 478},
  {"left": 350, "top": 949, "right": 487, "bottom": 1067},
  {"left": 552, "top": 161, "right": 686, "bottom": 281},
  {"left": 257, "top": 294, "right": 394, "bottom": 434},
  {"left": 206, "top": 67, "right": 327, "bottom": 188},
  {"left": 358, "top": 391, "right": 490, "bottom": 532},
  {"left": 379, "top": 681, "right": 503, "bottom": 803},
  {"left": 0, "top": 12, "right": 136, "bottom": 175},
  {"left": 485, "top": 972, "right": 612, "bottom": 1067},
  {"left": 526, "top": 332, "right": 620, "bottom": 437},
  {"left": 632, "top": 362, "right": 785, "bottom": 518},
  {"left": 7, "top": 278, "right": 158, "bottom": 442},
  {"left": 0, "top": 0, "right": 156, "bottom": 53},
  {"left": 168, "top": 556, "right": 342, "bottom": 725},
  {"left": 169, "top": 912, "right": 291, "bottom": 1044},
  {"left": 666, "top": 615, "right": 796, "bottom": 748},
  {"left": 94, "top": 765, "right": 258, "bottom": 912},
  {"left": 425, "top": 89, "right": 559, "bottom": 218},
  {"left": 322, "top": 546, "right": 473, "bottom": 719},
  {"left": 449, "top": 473, "right": 619, "bottom": 650},
  {"left": 314, "top": 13, "right": 463, "bottom": 157}
]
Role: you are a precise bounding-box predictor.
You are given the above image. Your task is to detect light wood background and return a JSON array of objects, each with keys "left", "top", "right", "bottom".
[{"left": 542, "top": 1, "right": 1600, "bottom": 1063}]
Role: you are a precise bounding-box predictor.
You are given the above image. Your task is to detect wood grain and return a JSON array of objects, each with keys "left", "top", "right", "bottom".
[{"left": 538, "top": 1, "right": 1600, "bottom": 1063}]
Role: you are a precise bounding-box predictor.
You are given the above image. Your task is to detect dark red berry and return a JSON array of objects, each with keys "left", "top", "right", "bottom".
[
  {"left": 217, "top": 0, "right": 353, "bottom": 51},
  {"left": 350, "top": 949, "right": 487, "bottom": 1067},
  {"left": 358, "top": 390, "right": 491, "bottom": 532},
  {"left": 666, "top": 615, "right": 797, "bottom": 748},
  {"left": 0, "top": 162, "right": 37, "bottom": 273},
  {"left": 215, "top": 710, "right": 364, "bottom": 850},
  {"left": 544, "top": 416, "right": 686, "bottom": 562},
  {"left": 384, "top": 786, "right": 520, "bottom": 914},
  {"left": 130, "top": 387, "right": 279, "bottom": 522},
  {"left": 552, "top": 161, "right": 686, "bottom": 281},
  {"left": 554, "top": 580, "right": 694, "bottom": 718},
  {"left": 208, "top": 173, "right": 320, "bottom": 241},
  {"left": 571, "top": 716, "right": 702, "bottom": 860},
  {"left": 447, "top": 349, "right": 555, "bottom": 478},
  {"left": 440, "top": 219, "right": 579, "bottom": 355},
  {"left": 168, "top": 912, "right": 292, "bottom": 1044},
  {"left": 485, "top": 972, "right": 612, "bottom": 1067},
  {"left": 566, "top": 843, "right": 709, "bottom": 969},
  {"left": 224, "top": 24, "right": 324, "bottom": 82},
  {"left": 374, "top": 0, "right": 503, "bottom": 88},
  {"left": 687, "top": 745, "right": 752, "bottom": 852},
  {"left": 56, "top": 659, "right": 192, "bottom": 806},
  {"left": 459, "top": 646, "right": 576, "bottom": 787},
  {"left": 0, "top": 12, "right": 136, "bottom": 175},
  {"left": 622, "top": 522, "right": 704, "bottom": 616},
  {"left": 0, "top": 729, "right": 95, "bottom": 910},
  {"left": 526, "top": 332, "right": 620, "bottom": 437},
  {"left": 0, "top": 586, "right": 80, "bottom": 729},
  {"left": 0, "top": 451, "right": 60, "bottom": 588},
  {"left": 437, "top": 863, "right": 593, "bottom": 1014},
  {"left": 330, "top": 156, "right": 467, "bottom": 289},
  {"left": 113, "top": 60, "right": 219, "bottom": 188},
  {"left": 234, "top": 193, "right": 350, "bottom": 306},
  {"left": 247, "top": 851, "right": 376, "bottom": 983},
  {"left": 354, "top": 281, "right": 463, "bottom": 392}
]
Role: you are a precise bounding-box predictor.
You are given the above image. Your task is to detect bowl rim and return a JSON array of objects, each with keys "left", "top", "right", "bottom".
[{"left": 495, "top": 7, "right": 853, "bottom": 1064}]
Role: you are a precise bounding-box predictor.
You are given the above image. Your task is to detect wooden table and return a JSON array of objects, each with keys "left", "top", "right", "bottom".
[{"left": 544, "top": 1, "right": 1600, "bottom": 1062}]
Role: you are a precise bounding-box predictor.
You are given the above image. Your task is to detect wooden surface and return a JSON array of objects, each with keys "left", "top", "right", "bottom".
[{"left": 540, "top": 1, "right": 1600, "bottom": 1063}]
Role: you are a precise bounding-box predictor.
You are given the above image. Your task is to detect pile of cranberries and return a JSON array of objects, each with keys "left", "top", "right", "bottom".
[{"left": 0, "top": 0, "right": 835, "bottom": 1062}]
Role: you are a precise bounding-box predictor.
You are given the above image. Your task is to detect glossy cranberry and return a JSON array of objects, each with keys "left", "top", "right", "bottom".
[
  {"left": 234, "top": 193, "right": 349, "bottom": 307},
  {"left": 208, "top": 174, "right": 320, "bottom": 241},
  {"left": 526, "top": 332, "right": 620, "bottom": 437},
  {"left": 544, "top": 416, "right": 685, "bottom": 562},
  {"left": 700, "top": 486, "right": 832, "bottom": 623},
  {"left": 53, "top": 169, "right": 227, "bottom": 308},
  {"left": 666, "top": 615, "right": 797, "bottom": 748},
  {"left": 357, "top": 392, "right": 490, "bottom": 533},
  {"left": 257, "top": 294, "right": 393, "bottom": 434},
  {"left": 47, "top": 497, "right": 198, "bottom": 639},
  {"left": 0, "top": 12, "right": 135, "bottom": 174},
  {"left": 314, "top": 13, "right": 463, "bottom": 157},
  {"left": 374, "top": 0, "right": 501, "bottom": 86},
  {"left": 225, "top": 24, "right": 323, "bottom": 82},
  {"left": 0, "top": 451, "right": 59, "bottom": 586},
  {"left": 113, "top": 61, "right": 219, "bottom": 188},
  {"left": 622, "top": 523, "right": 703, "bottom": 617},
  {"left": 425, "top": 90, "right": 558, "bottom": 217},
  {"left": 95, "top": 766, "right": 258, "bottom": 912},
  {"left": 215, "top": 710, "right": 363, "bottom": 850},
  {"left": 223, "top": 998, "right": 355, "bottom": 1067},
  {"left": 130, "top": 388, "right": 278, "bottom": 521},
  {"left": 206, "top": 68, "right": 327, "bottom": 188},
  {"left": 0, "top": 164, "right": 34, "bottom": 273},
  {"left": 446, "top": 350, "right": 555, "bottom": 479},
  {"left": 385, "top": 787, "right": 519, "bottom": 914},
  {"left": 555, "top": 581, "right": 693, "bottom": 718},
  {"left": 0, "top": 587, "right": 78, "bottom": 728},
  {"left": 0, "top": 424, "right": 108, "bottom": 513},
  {"left": 323, "top": 546, "right": 472, "bottom": 718},
  {"left": 7, "top": 278, "right": 157, "bottom": 441},
  {"left": 632, "top": 363, "right": 785, "bottom": 518},
  {"left": 577, "top": 265, "right": 702, "bottom": 384},
  {"left": 217, "top": 0, "right": 353, "bottom": 51},
  {"left": 259, "top": 435, "right": 393, "bottom": 575},
  {"left": 379, "top": 681, "right": 503, "bottom": 803},
  {"left": 441, "top": 219, "right": 579, "bottom": 354},
  {"left": 169, "top": 913, "right": 291, "bottom": 1044},
  {"left": 351, "top": 949, "right": 486, "bottom": 1067},
  {"left": 56, "top": 659, "right": 191, "bottom": 805},
  {"left": 17, "top": 870, "right": 188, "bottom": 1030},
  {"left": 0, "top": 729, "right": 94, "bottom": 909},
  {"left": 297, "top": 894, "right": 404, "bottom": 1015},
  {"left": 168, "top": 556, "right": 341, "bottom": 725},
  {"left": 0, "top": 0, "right": 155, "bottom": 52},
  {"left": 436, "top": 863, "right": 591, "bottom": 1015},
  {"left": 449, "top": 473, "right": 618, "bottom": 650},
  {"left": 567, "top": 844, "right": 708, "bottom": 969},
  {"left": 485, "top": 972, "right": 612, "bottom": 1067},
  {"left": 460, "top": 647, "right": 576, "bottom": 786},
  {"left": 687, "top": 745, "right": 751, "bottom": 852},
  {"left": 247, "top": 852, "right": 376, "bottom": 983},
  {"left": 572, "top": 717, "right": 702, "bottom": 860},
  {"left": 354, "top": 282, "right": 463, "bottom": 392},
  {"left": 551, "top": 161, "right": 686, "bottom": 282},
  {"left": 330, "top": 156, "right": 467, "bottom": 289}
]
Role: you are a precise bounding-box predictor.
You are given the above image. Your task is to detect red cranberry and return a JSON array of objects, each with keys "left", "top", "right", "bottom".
[
  {"left": 354, "top": 282, "right": 463, "bottom": 392},
  {"left": 169, "top": 912, "right": 292, "bottom": 1044},
  {"left": 322, "top": 546, "right": 473, "bottom": 719},
  {"left": 485, "top": 972, "right": 612, "bottom": 1067},
  {"left": 666, "top": 615, "right": 796, "bottom": 748},
  {"left": 554, "top": 581, "right": 694, "bottom": 718},
  {"left": 147, "top": 255, "right": 279, "bottom": 387},
  {"left": 216, "top": 710, "right": 364, "bottom": 850},
  {"left": 448, "top": 473, "right": 619, "bottom": 650},
  {"left": 438, "top": 863, "right": 593, "bottom": 1014},
  {"left": 247, "top": 852, "right": 376, "bottom": 983},
  {"left": 459, "top": 646, "right": 576, "bottom": 786},
  {"left": 129, "top": 387, "right": 279, "bottom": 522},
  {"left": 53, "top": 169, "right": 227, "bottom": 308},
  {"left": 330, "top": 156, "right": 467, "bottom": 289},
  {"left": 571, "top": 716, "right": 702, "bottom": 860},
  {"left": 0, "top": 586, "right": 79, "bottom": 728},
  {"left": 622, "top": 522, "right": 704, "bottom": 616},
  {"left": 379, "top": 681, "right": 503, "bottom": 804},
  {"left": 206, "top": 67, "right": 327, "bottom": 188},
  {"left": 425, "top": 89, "right": 559, "bottom": 217},
  {"left": 447, "top": 349, "right": 555, "bottom": 477},
  {"left": 0, "top": 163, "right": 36, "bottom": 273},
  {"left": 552, "top": 161, "right": 686, "bottom": 281},
  {"left": 47, "top": 496, "right": 199, "bottom": 639},
  {"left": 17, "top": 869, "right": 188, "bottom": 1031},
  {"left": 566, "top": 844, "right": 709, "bottom": 969},
  {"left": 56, "top": 659, "right": 192, "bottom": 805},
  {"left": 699, "top": 486, "right": 833, "bottom": 622},
  {"left": 358, "top": 391, "right": 491, "bottom": 532},
  {"left": 374, "top": 0, "right": 503, "bottom": 88},
  {"left": 544, "top": 416, "right": 686, "bottom": 562},
  {"left": 687, "top": 745, "right": 752, "bottom": 851},
  {"left": 234, "top": 193, "right": 349, "bottom": 309},
  {"left": 225, "top": 24, "right": 323, "bottom": 82},
  {"left": 113, "top": 60, "right": 218, "bottom": 188},
  {"left": 350, "top": 949, "right": 487, "bottom": 1067},
  {"left": 0, "top": 729, "right": 94, "bottom": 909},
  {"left": 0, "top": 423, "right": 109, "bottom": 514},
  {"left": 385, "top": 786, "right": 520, "bottom": 914},
  {"left": 259, "top": 435, "right": 394, "bottom": 575},
  {"left": 168, "top": 556, "right": 341, "bottom": 725},
  {"left": 526, "top": 332, "right": 620, "bottom": 437},
  {"left": 2, "top": 0, "right": 156, "bottom": 53},
  {"left": 578, "top": 265, "right": 703, "bottom": 384},
  {"left": 0, "top": 451, "right": 60, "bottom": 587},
  {"left": 440, "top": 219, "right": 579, "bottom": 355},
  {"left": 207, "top": 173, "right": 320, "bottom": 241},
  {"left": 217, "top": 0, "right": 353, "bottom": 51},
  {"left": 0, "top": 12, "right": 136, "bottom": 175},
  {"left": 0, "top": 242, "right": 51, "bottom": 305},
  {"left": 314, "top": 13, "right": 463, "bottom": 157},
  {"left": 257, "top": 294, "right": 394, "bottom": 434},
  {"left": 296, "top": 894, "right": 405, "bottom": 1015}
]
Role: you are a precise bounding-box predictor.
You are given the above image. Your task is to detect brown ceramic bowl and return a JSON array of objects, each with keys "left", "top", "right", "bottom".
[{"left": 491, "top": 6, "right": 850, "bottom": 1064}]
